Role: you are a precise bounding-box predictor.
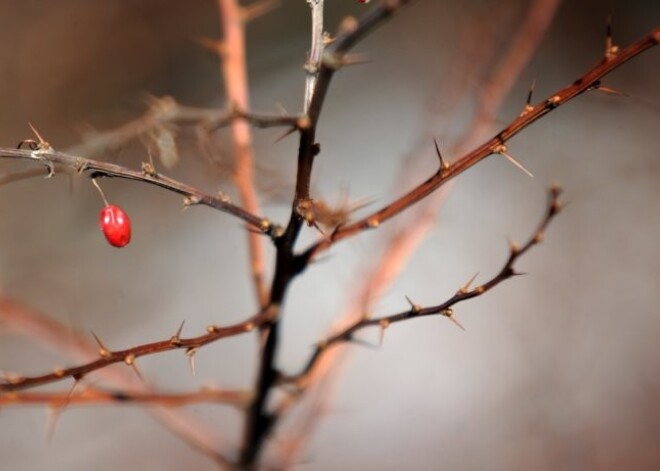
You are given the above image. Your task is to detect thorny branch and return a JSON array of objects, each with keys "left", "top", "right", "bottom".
[
  {"left": 0, "top": 306, "right": 276, "bottom": 393},
  {"left": 286, "top": 186, "right": 563, "bottom": 385},
  {"left": 0, "top": 146, "right": 281, "bottom": 237},
  {"left": 301, "top": 24, "right": 660, "bottom": 260},
  {"left": 1, "top": 2, "right": 659, "bottom": 470},
  {"left": 273, "top": 1, "right": 561, "bottom": 464}
]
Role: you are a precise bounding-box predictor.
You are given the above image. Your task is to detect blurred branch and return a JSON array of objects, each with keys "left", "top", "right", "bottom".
[
  {"left": 217, "top": 0, "right": 269, "bottom": 308},
  {"left": 67, "top": 96, "right": 299, "bottom": 157},
  {"left": 1, "top": 386, "right": 250, "bottom": 408}
]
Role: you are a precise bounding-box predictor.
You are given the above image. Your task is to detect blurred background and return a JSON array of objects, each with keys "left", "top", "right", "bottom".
[{"left": 1, "top": 0, "right": 659, "bottom": 469}]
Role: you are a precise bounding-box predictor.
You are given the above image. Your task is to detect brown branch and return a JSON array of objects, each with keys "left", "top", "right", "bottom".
[
  {"left": 0, "top": 146, "right": 281, "bottom": 237},
  {"left": 302, "top": 24, "right": 660, "bottom": 260},
  {"left": 0, "top": 302, "right": 276, "bottom": 393},
  {"left": 239, "top": 2, "right": 416, "bottom": 467},
  {"left": 284, "top": 186, "right": 563, "bottom": 384}
]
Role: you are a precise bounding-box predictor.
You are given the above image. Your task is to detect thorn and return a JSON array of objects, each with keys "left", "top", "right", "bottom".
[
  {"left": 349, "top": 337, "right": 380, "bottom": 350},
  {"left": 442, "top": 308, "right": 465, "bottom": 331},
  {"left": 405, "top": 296, "right": 422, "bottom": 314},
  {"left": 186, "top": 347, "right": 199, "bottom": 376},
  {"left": 605, "top": 16, "right": 620, "bottom": 60},
  {"left": 433, "top": 138, "right": 450, "bottom": 172},
  {"left": 378, "top": 319, "right": 389, "bottom": 347},
  {"left": 526, "top": 78, "right": 536, "bottom": 106},
  {"left": 124, "top": 354, "right": 144, "bottom": 382},
  {"left": 195, "top": 37, "right": 225, "bottom": 57},
  {"left": 274, "top": 126, "right": 297, "bottom": 143},
  {"left": 494, "top": 145, "right": 533, "bottom": 178},
  {"left": 521, "top": 79, "right": 536, "bottom": 116},
  {"left": 47, "top": 380, "right": 78, "bottom": 442},
  {"left": 28, "top": 122, "right": 47, "bottom": 145},
  {"left": 341, "top": 53, "right": 370, "bottom": 67},
  {"left": 170, "top": 320, "right": 185, "bottom": 346},
  {"left": 458, "top": 272, "right": 479, "bottom": 295},
  {"left": 594, "top": 83, "right": 628, "bottom": 96},
  {"left": 90, "top": 331, "right": 111, "bottom": 358}
]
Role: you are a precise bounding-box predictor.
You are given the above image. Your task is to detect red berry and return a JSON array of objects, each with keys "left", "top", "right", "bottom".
[{"left": 99, "top": 204, "right": 131, "bottom": 248}]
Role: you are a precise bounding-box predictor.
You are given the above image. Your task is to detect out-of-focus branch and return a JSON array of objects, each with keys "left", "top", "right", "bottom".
[
  {"left": 66, "top": 96, "right": 299, "bottom": 158},
  {"left": 450, "top": 0, "right": 560, "bottom": 155},
  {"left": 217, "top": 0, "right": 269, "bottom": 308}
]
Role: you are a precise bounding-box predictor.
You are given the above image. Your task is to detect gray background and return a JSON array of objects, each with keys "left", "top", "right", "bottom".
[{"left": 1, "top": 0, "right": 659, "bottom": 469}]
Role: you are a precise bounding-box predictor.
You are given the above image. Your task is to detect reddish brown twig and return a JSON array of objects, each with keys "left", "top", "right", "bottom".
[
  {"left": 0, "top": 302, "right": 275, "bottom": 393},
  {"left": 302, "top": 24, "right": 660, "bottom": 260}
]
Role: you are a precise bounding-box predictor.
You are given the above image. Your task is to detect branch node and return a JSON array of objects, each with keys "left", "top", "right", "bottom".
[{"left": 366, "top": 217, "right": 380, "bottom": 229}]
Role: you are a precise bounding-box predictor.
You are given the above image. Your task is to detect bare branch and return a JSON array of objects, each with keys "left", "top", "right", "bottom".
[
  {"left": 302, "top": 24, "right": 660, "bottom": 259},
  {"left": 0, "top": 301, "right": 274, "bottom": 393},
  {"left": 284, "top": 186, "right": 563, "bottom": 384},
  {"left": 0, "top": 146, "right": 281, "bottom": 237}
]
